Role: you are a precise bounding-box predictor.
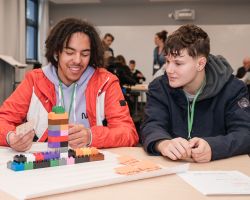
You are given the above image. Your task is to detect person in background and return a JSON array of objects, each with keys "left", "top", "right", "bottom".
[
  {"left": 129, "top": 60, "right": 146, "bottom": 84},
  {"left": 33, "top": 62, "right": 42, "bottom": 69},
  {"left": 0, "top": 18, "right": 138, "bottom": 152},
  {"left": 111, "top": 55, "right": 137, "bottom": 87},
  {"left": 153, "top": 30, "right": 168, "bottom": 77},
  {"left": 236, "top": 57, "right": 250, "bottom": 81},
  {"left": 236, "top": 57, "right": 250, "bottom": 98},
  {"left": 141, "top": 24, "right": 250, "bottom": 163},
  {"left": 107, "top": 55, "right": 137, "bottom": 115},
  {"left": 102, "top": 33, "right": 115, "bottom": 67}
]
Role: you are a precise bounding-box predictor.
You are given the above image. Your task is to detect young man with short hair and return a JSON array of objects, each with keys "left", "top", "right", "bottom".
[{"left": 141, "top": 24, "right": 250, "bottom": 162}]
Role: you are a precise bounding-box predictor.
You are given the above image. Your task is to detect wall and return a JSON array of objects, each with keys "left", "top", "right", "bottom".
[
  {"left": 98, "top": 25, "right": 250, "bottom": 83},
  {"left": 49, "top": 2, "right": 250, "bottom": 26},
  {"left": 49, "top": 1, "right": 250, "bottom": 83}
]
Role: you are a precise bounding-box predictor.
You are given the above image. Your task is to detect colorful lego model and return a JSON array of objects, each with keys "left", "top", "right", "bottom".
[
  {"left": 7, "top": 147, "right": 104, "bottom": 172},
  {"left": 7, "top": 105, "right": 105, "bottom": 172},
  {"left": 48, "top": 106, "right": 69, "bottom": 152}
]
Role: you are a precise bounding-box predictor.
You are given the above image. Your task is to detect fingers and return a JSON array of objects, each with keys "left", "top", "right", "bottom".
[
  {"left": 192, "top": 153, "right": 209, "bottom": 163},
  {"left": 169, "top": 141, "right": 186, "bottom": 159},
  {"left": 190, "top": 137, "right": 206, "bottom": 154},
  {"left": 9, "top": 130, "right": 35, "bottom": 152},
  {"left": 157, "top": 138, "right": 191, "bottom": 161},
  {"left": 189, "top": 138, "right": 212, "bottom": 163},
  {"left": 68, "top": 124, "right": 90, "bottom": 149},
  {"left": 68, "top": 124, "right": 84, "bottom": 134},
  {"left": 189, "top": 137, "right": 199, "bottom": 148}
]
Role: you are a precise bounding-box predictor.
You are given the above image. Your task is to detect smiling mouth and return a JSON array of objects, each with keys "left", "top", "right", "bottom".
[{"left": 69, "top": 66, "right": 81, "bottom": 73}]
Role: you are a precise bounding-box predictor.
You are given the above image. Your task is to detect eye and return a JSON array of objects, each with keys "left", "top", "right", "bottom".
[
  {"left": 81, "top": 52, "right": 90, "bottom": 57},
  {"left": 64, "top": 49, "right": 74, "bottom": 55}
]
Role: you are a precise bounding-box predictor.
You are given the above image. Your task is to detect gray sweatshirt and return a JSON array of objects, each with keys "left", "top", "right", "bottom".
[{"left": 42, "top": 63, "right": 95, "bottom": 127}]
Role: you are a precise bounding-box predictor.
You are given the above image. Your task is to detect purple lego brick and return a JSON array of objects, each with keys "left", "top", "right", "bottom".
[
  {"left": 48, "top": 130, "right": 61, "bottom": 137},
  {"left": 48, "top": 142, "right": 60, "bottom": 148},
  {"left": 41, "top": 151, "right": 60, "bottom": 160},
  {"left": 42, "top": 152, "right": 53, "bottom": 160},
  {"left": 53, "top": 151, "right": 60, "bottom": 159}
]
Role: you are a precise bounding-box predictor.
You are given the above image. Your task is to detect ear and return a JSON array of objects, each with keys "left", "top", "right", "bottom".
[{"left": 197, "top": 56, "right": 207, "bottom": 71}]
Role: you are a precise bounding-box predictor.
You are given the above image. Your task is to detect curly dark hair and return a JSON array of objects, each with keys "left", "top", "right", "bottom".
[
  {"left": 166, "top": 24, "right": 210, "bottom": 58},
  {"left": 45, "top": 18, "right": 104, "bottom": 68}
]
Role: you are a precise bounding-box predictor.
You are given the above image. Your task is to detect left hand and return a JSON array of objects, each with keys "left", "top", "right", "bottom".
[
  {"left": 68, "top": 124, "right": 91, "bottom": 149},
  {"left": 189, "top": 137, "right": 212, "bottom": 163}
]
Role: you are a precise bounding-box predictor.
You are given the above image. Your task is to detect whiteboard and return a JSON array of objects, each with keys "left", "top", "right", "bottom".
[{"left": 98, "top": 24, "right": 250, "bottom": 83}]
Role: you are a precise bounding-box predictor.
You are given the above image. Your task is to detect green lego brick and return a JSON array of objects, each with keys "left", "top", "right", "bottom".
[
  {"left": 50, "top": 159, "right": 59, "bottom": 167},
  {"left": 24, "top": 162, "right": 34, "bottom": 170},
  {"left": 52, "top": 106, "right": 65, "bottom": 114}
]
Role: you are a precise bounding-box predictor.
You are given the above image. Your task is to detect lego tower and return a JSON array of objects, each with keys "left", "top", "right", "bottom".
[{"left": 48, "top": 106, "right": 69, "bottom": 152}]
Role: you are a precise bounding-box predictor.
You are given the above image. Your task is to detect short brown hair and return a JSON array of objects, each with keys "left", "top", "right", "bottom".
[
  {"left": 45, "top": 18, "right": 104, "bottom": 68},
  {"left": 166, "top": 24, "right": 210, "bottom": 58},
  {"left": 104, "top": 33, "right": 114, "bottom": 41}
]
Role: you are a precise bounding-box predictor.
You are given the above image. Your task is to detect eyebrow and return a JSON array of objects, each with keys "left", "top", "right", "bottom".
[{"left": 64, "top": 47, "right": 91, "bottom": 52}]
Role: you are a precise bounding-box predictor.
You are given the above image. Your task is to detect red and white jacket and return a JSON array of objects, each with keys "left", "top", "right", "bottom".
[{"left": 0, "top": 68, "right": 138, "bottom": 147}]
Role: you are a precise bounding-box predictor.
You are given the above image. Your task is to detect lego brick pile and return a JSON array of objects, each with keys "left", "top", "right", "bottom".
[
  {"left": 7, "top": 106, "right": 104, "bottom": 172},
  {"left": 7, "top": 147, "right": 104, "bottom": 171}
]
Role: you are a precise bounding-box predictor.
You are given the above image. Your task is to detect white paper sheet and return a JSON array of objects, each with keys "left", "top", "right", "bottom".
[
  {"left": 179, "top": 171, "right": 250, "bottom": 195},
  {"left": 0, "top": 145, "right": 189, "bottom": 199}
]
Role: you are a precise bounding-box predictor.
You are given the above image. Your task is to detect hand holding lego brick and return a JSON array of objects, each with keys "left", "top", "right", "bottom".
[
  {"left": 8, "top": 129, "right": 35, "bottom": 152},
  {"left": 16, "top": 120, "right": 35, "bottom": 136},
  {"left": 68, "top": 124, "right": 91, "bottom": 149}
]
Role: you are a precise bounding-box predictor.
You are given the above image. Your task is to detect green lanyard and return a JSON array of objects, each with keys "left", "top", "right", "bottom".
[
  {"left": 59, "top": 80, "right": 76, "bottom": 118},
  {"left": 187, "top": 82, "right": 205, "bottom": 140}
]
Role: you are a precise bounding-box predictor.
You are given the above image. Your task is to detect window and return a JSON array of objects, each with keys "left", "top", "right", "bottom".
[{"left": 26, "top": 0, "right": 39, "bottom": 63}]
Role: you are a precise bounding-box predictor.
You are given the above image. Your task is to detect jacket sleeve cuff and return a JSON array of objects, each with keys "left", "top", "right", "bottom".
[
  {"left": 6, "top": 131, "right": 15, "bottom": 146},
  {"left": 148, "top": 141, "right": 162, "bottom": 156},
  {"left": 203, "top": 137, "right": 222, "bottom": 160},
  {"left": 86, "top": 128, "right": 92, "bottom": 147}
]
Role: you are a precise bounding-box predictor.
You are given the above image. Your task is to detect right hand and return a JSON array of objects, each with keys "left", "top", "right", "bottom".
[
  {"left": 155, "top": 137, "right": 192, "bottom": 161},
  {"left": 8, "top": 130, "right": 35, "bottom": 152}
]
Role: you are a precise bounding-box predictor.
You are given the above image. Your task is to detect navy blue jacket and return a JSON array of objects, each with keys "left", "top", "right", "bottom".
[{"left": 141, "top": 55, "right": 250, "bottom": 160}]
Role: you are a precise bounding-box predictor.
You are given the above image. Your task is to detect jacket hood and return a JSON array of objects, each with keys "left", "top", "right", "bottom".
[
  {"left": 199, "top": 54, "right": 233, "bottom": 100},
  {"left": 42, "top": 63, "right": 95, "bottom": 87}
]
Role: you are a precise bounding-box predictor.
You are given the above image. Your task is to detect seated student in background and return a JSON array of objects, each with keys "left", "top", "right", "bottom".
[
  {"left": 33, "top": 62, "right": 42, "bottom": 69},
  {"left": 129, "top": 60, "right": 146, "bottom": 84},
  {"left": 141, "top": 24, "right": 250, "bottom": 162},
  {"left": 108, "top": 55, "right": 137, "bottom": 87},
  {"left": 236, "top": 56, "right": 250, "bottom": 82},
  {"left": 0, "top": 18, "right": 138, "bottom": 152}
]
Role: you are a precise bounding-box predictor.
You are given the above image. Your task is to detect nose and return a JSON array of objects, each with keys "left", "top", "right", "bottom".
[
  {"left": 73, "top": 53, "right": 81, "bottom": 64},
  {"left": 166, "top": 62, "right": 175, "bottom": 74}
]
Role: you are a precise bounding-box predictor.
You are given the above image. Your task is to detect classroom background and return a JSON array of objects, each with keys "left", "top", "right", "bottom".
[{"left": 0, "top": 0, "right": 250, "bottom": 102}]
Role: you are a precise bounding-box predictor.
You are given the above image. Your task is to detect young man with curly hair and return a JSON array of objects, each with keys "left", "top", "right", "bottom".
[{"left": 0, "top": 18, "right": 138, "bottom": 151}]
